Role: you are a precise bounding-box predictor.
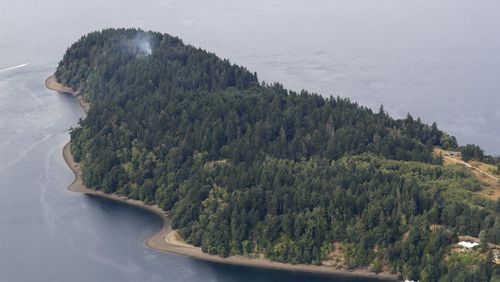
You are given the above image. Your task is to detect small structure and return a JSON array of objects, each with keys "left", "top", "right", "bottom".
[
  {"left": 458, "top": 241, "right": 479, "bottom": 250},
  {"left": 445, "top": 151, "right": 462, "bottom": 158}
]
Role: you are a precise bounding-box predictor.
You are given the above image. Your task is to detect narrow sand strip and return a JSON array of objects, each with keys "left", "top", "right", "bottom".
[
  {"left": 45, "top": 75, "right": 90, "bottom": 113},
  {"left": 51, "top": 74, "right": 399, "bottom": 281}
]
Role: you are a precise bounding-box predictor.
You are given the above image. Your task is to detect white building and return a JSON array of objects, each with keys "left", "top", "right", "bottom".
[{"left": 458, "top": 241, "right": 479, "bottom": 249}]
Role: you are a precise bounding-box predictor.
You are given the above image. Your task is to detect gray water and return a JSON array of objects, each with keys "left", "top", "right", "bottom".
[{"left": 0, "top": 0, "right": 499, "bottom": 281}]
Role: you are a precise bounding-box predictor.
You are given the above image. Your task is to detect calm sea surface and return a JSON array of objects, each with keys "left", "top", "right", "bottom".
[{"left": 1, "top": 0, "right": 499, "bottom": 281}]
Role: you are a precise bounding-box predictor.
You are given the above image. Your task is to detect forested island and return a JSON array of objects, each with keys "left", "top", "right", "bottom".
[{"left": 53, "top": 28, "right": 500, "bottom": 281}]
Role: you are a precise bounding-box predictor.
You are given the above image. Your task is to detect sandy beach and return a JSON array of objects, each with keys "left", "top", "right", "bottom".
[
  {"left": 50, "top": 74, "right": 399, "bottom": 281},
  {"left": 45, "top": 75, "right": 90, "bottom": 113}
]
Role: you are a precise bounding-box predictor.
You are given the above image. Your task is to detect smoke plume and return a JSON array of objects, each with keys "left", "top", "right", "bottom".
[{"left": 125, "top": 33, "right": 153, "bottom": 56}]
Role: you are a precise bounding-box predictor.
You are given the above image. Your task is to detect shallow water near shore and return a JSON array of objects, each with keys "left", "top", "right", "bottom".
[{"left": 1, "top": 0, "right": 499, "bottom": 281}]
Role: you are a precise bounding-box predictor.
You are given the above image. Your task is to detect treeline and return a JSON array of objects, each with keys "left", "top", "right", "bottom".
[
  {"left": 460, "top": 145, "right": 500, "bottom": 174},
  {"left": 57, "top": 28, "right": 497, "bottom": 281}
]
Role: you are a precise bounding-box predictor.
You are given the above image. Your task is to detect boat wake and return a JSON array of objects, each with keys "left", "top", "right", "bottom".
[{"left": 0, "top": 63, "right": 29, "bottom": 73}]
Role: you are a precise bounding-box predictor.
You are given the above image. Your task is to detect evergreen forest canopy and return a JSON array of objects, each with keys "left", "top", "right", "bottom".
[{"left": 57, "top": 28, "right": 500, "bottom": 281}]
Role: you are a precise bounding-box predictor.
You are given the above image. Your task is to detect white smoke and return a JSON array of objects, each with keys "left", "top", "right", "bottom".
[
  {"left": 125, "top": 33, "right": 153, "bottom": 56},
  {"left": 137, "top": 38, "right": 152, "bottom": 55}
]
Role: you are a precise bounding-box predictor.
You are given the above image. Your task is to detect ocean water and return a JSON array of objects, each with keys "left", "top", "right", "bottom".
[{"left": 0, "top": 0, "right": 499, "bottom": 281}]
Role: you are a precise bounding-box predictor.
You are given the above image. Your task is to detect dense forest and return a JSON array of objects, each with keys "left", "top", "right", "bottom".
[{"left": 57, "top": 28, "right": 500, "bottom": 281}]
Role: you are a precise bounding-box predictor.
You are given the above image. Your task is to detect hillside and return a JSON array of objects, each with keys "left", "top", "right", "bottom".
[{"left": 56, "top": 28, "right": 499, "bottom": 281}]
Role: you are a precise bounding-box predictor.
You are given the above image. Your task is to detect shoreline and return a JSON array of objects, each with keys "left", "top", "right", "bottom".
[
  {"left": 45, "top": 75, "right": 90, "bottom": 113},
  {"left": 50, "top": 74, "right": 399, "bottom": 281}
]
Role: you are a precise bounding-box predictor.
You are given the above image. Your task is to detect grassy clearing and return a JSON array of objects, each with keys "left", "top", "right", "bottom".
[{"left": 434, "top": 148, "right": 500, "bottom": 200}]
